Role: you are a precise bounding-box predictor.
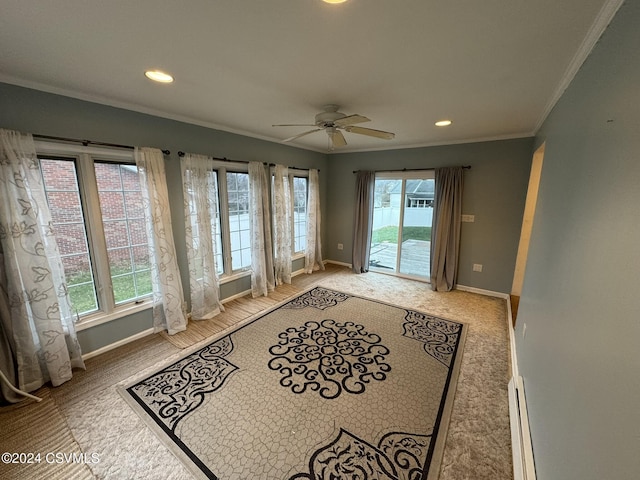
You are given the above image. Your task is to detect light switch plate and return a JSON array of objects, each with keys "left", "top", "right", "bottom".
[{"left": 461, "top": 214, "right": 475, "bottom": 222}]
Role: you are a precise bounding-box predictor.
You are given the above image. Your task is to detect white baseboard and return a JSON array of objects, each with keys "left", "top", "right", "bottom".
[
  {"left": 509, "top": 378, "right": 525, "bottom": 480},
  {"left": 221, "top": 270, "right": 307, "bottom": 305},
  {"left": 454, "top": 284, "right": 509, "bottom": 299},
  {"left": 506, "top": 294, "right": 536, "bottom": 480},
  {"left": 325, "top": 259, "right": 352, "bottom": 268},
  {"left": 515, "top": 375, "right": 537, "bottom": 480},
  {"left": 221, "top": 288, "right": 252, "bottom": 304},
  {"left": 505, "top": 293, "right": 518, "bottom": 381},
  {"left": 81, "top": 328, "right": 155, "bottom": 361}
]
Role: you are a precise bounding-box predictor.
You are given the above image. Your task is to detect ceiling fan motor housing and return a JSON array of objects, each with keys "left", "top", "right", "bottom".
[{"left": 315, "top": 111, "right": 346, "bottom": 127}]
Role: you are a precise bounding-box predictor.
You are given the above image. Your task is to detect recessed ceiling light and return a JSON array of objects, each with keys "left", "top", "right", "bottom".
[
  {"left": 323, "top": 0, "right": 348, "bottom": 4},
  {"left": 144, "top": 70, "right": 174, "bottom": 83},
  {"left": 435, "top": 120, "right": 452, "bottom": 127}
]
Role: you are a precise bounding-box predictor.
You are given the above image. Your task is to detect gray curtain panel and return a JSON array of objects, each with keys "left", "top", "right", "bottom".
[
  {"left": 430, "top": 167, "right": 464, "bottom": 291},
  {"left": 352, "top": 171, "right": 375, "bottom": 273}
]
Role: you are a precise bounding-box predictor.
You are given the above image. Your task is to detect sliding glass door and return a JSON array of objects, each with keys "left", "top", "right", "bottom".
[{"left": 369, "top": 172, "right": 434, "bottom": 280}]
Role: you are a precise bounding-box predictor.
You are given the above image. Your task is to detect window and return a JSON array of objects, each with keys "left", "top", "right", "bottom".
[
  {"left": 182, "top": 162, "right": 309, "bottom": 279},
  {"left": 271, "top": 171, "right": 308, "bottom": 256},
  {"left": 36, "top": 142, "right": 152, "bottom": 324},
  {"left": 408, "top": 197, "right": 433, "bottom": 208},
  {"left": 225, "top": 171, "right": 251, "bottom": 271},
  {"left": 40, "top": 158, "right": 98, "bottom": 315},
  {"left": 292, "top": 176, "right": 308, "bottom": 253},
  {"left": 370, "top": 172, "right": 435, "bottom": 280},
  {"left": 94, "top": 162, "right": 152, "bottom": 304},
  {"left": 182, "top": 162, "right": 252, "bottom": 277}
]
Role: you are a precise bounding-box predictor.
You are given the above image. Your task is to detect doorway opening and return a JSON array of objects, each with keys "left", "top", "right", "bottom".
[
  {"left": 511, "top": 142, "right": 545, "bottom": 324},
  {"left": 369, "top": 171, "right": 435, "bottom": 281}
]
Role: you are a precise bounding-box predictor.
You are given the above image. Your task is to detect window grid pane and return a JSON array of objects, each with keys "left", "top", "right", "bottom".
[
  {"left": 293, "top": 177, "right": 308, "bottom": 253},
  {"left": 226, "top": 172, "right": 251, "bottom": 271},
  {"left": 95, "top": 162, "right": 152, "bottom": 305},
  {"left": 40, "top": 158, "right": 98, "bottom": 315}
]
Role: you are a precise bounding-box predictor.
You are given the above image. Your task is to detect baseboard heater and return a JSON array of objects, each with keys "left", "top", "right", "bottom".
[{"left": 509, "top": 375, "right": 537, "bottom": 480}]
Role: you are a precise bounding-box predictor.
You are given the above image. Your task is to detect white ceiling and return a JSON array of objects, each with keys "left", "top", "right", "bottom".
[{"left": 0, "top": 0, "right": 620, "bottom": 153}]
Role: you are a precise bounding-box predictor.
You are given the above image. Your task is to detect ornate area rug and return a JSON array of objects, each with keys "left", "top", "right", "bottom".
[{"left": 119, "top": 287, "right": 466, "bottom": 479}]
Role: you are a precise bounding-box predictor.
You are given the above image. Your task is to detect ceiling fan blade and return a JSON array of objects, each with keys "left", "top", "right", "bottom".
[
  {"left": 330, "top": 129, "right": 347, "bottom": 147},
  {"left": 282, "top": 129, "right": 323, "bottom": 142},
  {"left": 344, "top": 125, "right": 395, "bottom": 140},
  {"left": 273, "top": 123, "right": 317, "bottom": 127},
  {"left": 333, "top": 114, "right": 370, "bottom": 127}
]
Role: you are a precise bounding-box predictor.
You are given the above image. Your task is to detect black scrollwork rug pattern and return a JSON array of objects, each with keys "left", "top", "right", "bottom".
[
  {"left": 120, "top": 287, "right": 465, "bottom": 480},
  {"left": 126, "top": 336, "right": 237, "bottom": 432},
  {"left": 402, "top": 310, "right": 462, "bottom": 367},
  {"left": 290, "top": 428, "right": 431, "bottom": 480},
  {"left": 268, "top": 318, "right": 391, "bottom": 400},
  {"left": 282, "top": 286, "right": 350, "bottom": 310}
]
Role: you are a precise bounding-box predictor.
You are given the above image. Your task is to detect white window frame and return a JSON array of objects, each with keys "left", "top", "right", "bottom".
[
  {"left": 290, "top": 172, "right": 309, "bottom": 258},
  {"left": 205, "top": 161, "right": 252, "bottom": 281},
  {"left": 270, "top": 167, "right": 309, "bottom": 260},
  {"left": 34, "top": 140, "right": 152, "bottom": 330}
]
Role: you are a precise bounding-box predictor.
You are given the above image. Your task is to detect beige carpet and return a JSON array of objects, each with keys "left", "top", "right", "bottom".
[{"left": 0, "top": 264, "right": 513, "bottom": 480}]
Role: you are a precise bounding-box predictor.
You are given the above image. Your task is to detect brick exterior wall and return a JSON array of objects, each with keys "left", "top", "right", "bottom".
[{"left": 41, "top": 159, "right": 149, "bottom": 276}]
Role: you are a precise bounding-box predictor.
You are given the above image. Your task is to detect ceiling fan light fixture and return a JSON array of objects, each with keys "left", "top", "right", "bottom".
[
  {"left": 323, "top": 0, "right": 348, "bottom": 4},
  {"left": 435, "top": 120, "right": 452, "bottom": 127},
  {"left": 144, "top": 70, "right": 174, "bottom": 83}
]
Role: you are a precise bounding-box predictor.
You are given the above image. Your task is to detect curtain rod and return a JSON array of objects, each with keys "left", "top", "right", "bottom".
[
  {"left": 178, "top": 151, "right": 317, "bottom": 172},
  {"left": 352, "top": 165, "right": 471, "bottom": 174},
  {"left": 33, "top": 134, "right": 170, "bottom": 156},
  {"left": 269, "top": 163, "right": 318, "bottom": 172},
  {"left": 178, "top": 150, "right": 247, "bottom": 164}
]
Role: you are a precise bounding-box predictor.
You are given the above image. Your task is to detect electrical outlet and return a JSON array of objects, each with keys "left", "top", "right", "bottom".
[
  {"left": 337, "top": 243, "right": 343, "bottom": 250},
  {"left": 472, "top": 263, "right": 483, "bottom": 272},
  {"left": 461, "top": 214, "right": 475, "bottom": 223}
]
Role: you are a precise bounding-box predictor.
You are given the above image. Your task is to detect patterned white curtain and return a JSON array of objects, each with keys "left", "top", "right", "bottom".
[
  {"left": 248, "top": 161, "right": 274, "bottom": 297},
  {"left": 0, "top": 129, "right": 84, "bottom": 402},
  {"left": 273, "top": 164, "right": 291, "bottom": 285},
  {"left": 180, "top": 153, "right": 224, "bottom": 320},
  {"left": 135, "top": 147, "right": 187, "bottom": 334},
  {"left": 304, "top": 169, "right": 324, "bottom": 274}
]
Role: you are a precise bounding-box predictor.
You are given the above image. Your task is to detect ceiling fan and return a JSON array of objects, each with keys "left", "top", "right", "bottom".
[{"left": 272, "top": 104, "right": 395, "bottom": 149}]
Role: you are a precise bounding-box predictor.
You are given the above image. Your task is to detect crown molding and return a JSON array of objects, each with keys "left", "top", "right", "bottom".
[{"left": 533, "top": 0, "right": 625, "bottom": 133}]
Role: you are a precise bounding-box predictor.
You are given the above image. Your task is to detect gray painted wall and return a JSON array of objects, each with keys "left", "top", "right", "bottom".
[
  {"left": 326, "top": 138, "right": 534, "bottom": 293},
  {"left": 0, "top": 83, "right": 327, "bottom": 353},
  {"left": 516, "top": 2, "right": 640, "bottom": 479}
]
